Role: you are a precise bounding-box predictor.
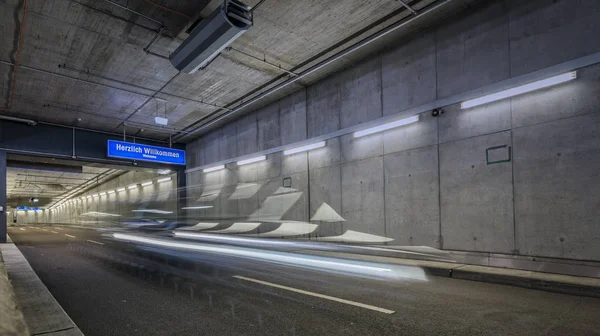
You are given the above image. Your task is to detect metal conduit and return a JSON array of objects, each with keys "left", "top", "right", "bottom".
[
  {"left": 0, "top": 61, "right": 231, "bottom": 112},
  {"left": 173, "top": 0, "right": 451, "bottom": 141}
]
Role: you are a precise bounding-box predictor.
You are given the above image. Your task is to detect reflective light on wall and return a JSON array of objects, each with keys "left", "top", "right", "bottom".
[
  {"left": 128, "top": 185, "right": 138, "bottom": 190},
  {"left": 237, "top": 155, "right": 266, "bottom": 166},
  {"left": 354, "top": 115, "right": 420, "bottom": 138},
  {"left": 203, "top": 165, "right": 225, "bottom": 173},
  {"left": 157, "top": 177, "right": 172, "bottom": 183},
  {"left": 117, "top": 188, "right": 126, "bottom": 192},
  {"left": 283, "top": 141, "right": 326, "bottom": 155},
  {"left": 158, "top": 169, "right": 171, "bottom": 175},
  {"left": 182, "top": 206, "right": 214, "bottom": 210},
  {"left": 141, "top": 181, "right": 153, "bottom": 187},
  {"left": 461, "top": 71, "right": 577, "bottom": 109}
]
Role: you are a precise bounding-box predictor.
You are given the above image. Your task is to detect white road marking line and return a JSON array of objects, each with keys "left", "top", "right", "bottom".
[
  {"left": 19, "top": 228, "right": 26, "bottom": 231},
  {"left": 86, "top": 240, "right": 105, "bottom": 245},
  {"left": 233, "top": 275, "right": 395, "bottom": 314},
  {"left": 65, "top": 234, "right": 76, "bottom": 238},
  {"left": 51, "top": 231, "right": 58, "bottom": 234}
]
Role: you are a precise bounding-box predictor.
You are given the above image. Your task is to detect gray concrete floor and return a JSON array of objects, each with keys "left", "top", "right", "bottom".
[{"left": 7, "top": 226, "right": 600, "bottom": 336}]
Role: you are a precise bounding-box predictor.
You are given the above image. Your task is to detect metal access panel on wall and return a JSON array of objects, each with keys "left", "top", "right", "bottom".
[{"left": 107, "top": 140, "right": 186, "bottom": 165}]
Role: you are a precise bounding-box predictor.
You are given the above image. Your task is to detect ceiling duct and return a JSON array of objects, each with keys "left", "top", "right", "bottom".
[
  {"left": 8, "top": 160, "right": 83, "bottom": 174},
  {"left": 169, "top": 0, "right": 252, "bottom": 74}
]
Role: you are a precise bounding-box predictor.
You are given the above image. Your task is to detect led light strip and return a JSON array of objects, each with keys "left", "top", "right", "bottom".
[
  {"left": 354, "top": 115, "right": 419, "bottom": 138},
  {"left": 237, "top": 155, "right": 266, "bottom": 166},
  {"left": 283, "top": 141, "right": 326, "bottom": 155},
  {"left": 461, "top": 72, "right": 577, "bottom": 109}
]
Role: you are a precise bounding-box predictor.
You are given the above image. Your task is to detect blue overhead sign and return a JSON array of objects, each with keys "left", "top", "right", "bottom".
[{"left": 107, "top": 140, "right": 186, "bottom": 165}]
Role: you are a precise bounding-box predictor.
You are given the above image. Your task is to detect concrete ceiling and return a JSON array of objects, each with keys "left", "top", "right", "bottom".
[
  {"left": 0, "top": 0, "right": 467, "bottom": 142},
  {"left": 6, "top": 165, "right": 116, "bottom": 208}
]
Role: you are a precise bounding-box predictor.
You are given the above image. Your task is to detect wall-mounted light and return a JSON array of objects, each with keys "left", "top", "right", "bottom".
[
  {"left": 99, "top": 192, "right": 106, "bottom": 196},
  {"left": 92, "top": 194, "right": 99, "bottom": 198},
  {"left": 203, "top": 165, "right": 225, "bottom": 173},
  {"left": 354, "top": 115, "right": 419, "bottom": 138},
  {"left": 237, "top": 155, "right": 266, "bottom": 166},
  {"left": 117, "top": 188, "right": 126, "bottom": 192},
  {"left": 141, "top": 181, "right": 153, "bottom": 187},
  {"left": 132, "top": 209, "right": 173, "bottom": 214},
  {"left": 182, "top": 206, "right": 214, "bottom": 210},
  {"left": 128, "top": 185, "right": 138, "bottom": 190},
  {"left": 461, "top": 71, "right": 577, "bottom": 109},
  {"left": 283, "top": 141, "right": 326, "bottom": 155},
  {"left": 107, "top": 190, "right": 115, "bottom": 195},
  {"left": 86, "top": 196, "right": 92, "bottom": 199},
  {"left": 158, "top": 169, "right": 171, "bottom": 175},
  {"left": 157, "top": 177, "right": 172, "bottom": 183}
]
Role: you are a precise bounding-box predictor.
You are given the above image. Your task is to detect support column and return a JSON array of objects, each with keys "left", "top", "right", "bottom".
[{"left": 0, "top": 150, "right": 7, "bottom": 243}]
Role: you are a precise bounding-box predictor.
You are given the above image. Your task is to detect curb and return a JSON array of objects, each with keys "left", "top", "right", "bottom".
[{"left": 421, "top": 264, "right": 600, "bottom": 298}]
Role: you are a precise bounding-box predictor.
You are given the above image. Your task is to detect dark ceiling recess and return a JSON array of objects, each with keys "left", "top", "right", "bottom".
[{"left": 7, "top": 161, "right": 83, "bottom": 174}]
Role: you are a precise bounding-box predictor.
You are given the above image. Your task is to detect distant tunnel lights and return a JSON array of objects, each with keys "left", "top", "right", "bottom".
[
  {"left": 461, "top": 71, "right": 577, "bottom": 109},
  {"left": 117, "top": 188, "right": 126, "bottom": 192},
  {"left": 354, "top": 115, "right": 420, "bottom": 138},
  {"left": 141, "top": 181, "right": 154, "bottom": 187},
  {"left": 128, "top": 185, "right": 138, "bottom": 190},
  {"left": 203, "top": 165, "right": 225, "bottom": 173},
  {"left": 157, "top": 177, "right": 172, "bottom": 183},
  {"left": 283, "top": 141, "right": 326, "bottom": 155},
  {"left": 237, "top": 155, "right": 266, "bottom": 166}
]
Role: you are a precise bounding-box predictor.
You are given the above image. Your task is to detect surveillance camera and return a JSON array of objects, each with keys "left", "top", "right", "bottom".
[{"left": 432, "top": 108, "right": 444, "bottom": 117}]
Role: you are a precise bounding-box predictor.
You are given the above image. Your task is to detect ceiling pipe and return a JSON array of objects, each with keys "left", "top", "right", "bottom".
[
  {"left": 173, "top": 0, "right": 451, "bottom": 141},
  {"left": 0, "top": 0, "right": 28, "bottom": 111},
  {"left": 0, "top": 115, "right": 36, "bottom": 126},
  {"left": 141, "top": 0, "right": 192, "bottom": 20},
  {"left": 101, "top": 0, "right": 163, "bottom": 26}
]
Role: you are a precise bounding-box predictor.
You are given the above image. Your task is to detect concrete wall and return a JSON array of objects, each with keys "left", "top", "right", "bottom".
[
  {"left": 185, "top": 0, "right": 600, "bottom": 261},
  {"left": 46, "top": 171, "right": 177, "bottom": 226}
]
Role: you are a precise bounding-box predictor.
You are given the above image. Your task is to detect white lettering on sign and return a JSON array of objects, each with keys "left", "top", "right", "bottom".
[
  {"left": 115, "top": 143, "right": 180, "bottom": 158},
  {"left": 143, "top": 147, "right": 180, "bottom": 158},
  {"left": 116, "top": 143, "right": 142, "bottom": 153}
]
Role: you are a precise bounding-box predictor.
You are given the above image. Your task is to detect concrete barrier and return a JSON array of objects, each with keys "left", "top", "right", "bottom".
[{"left": 0, "top": 250, "right": 29, "bottom": 336}]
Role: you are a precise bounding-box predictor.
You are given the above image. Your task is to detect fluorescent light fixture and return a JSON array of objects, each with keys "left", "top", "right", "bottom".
[
  {"left": 141, "top": 181, "right": 153, "bottom": 187},
  {"left": 99, "top": 192, "right": 106, "bottom": 196},
  {"left": 128, "top": 185, "right": 138, "bottom": 190},
  {"left": 283, "top": 141, "right": 326, "bottom": 155},
  {"left": 82, "top": 212, "right": 121, "bottom": 217},
  {"left": 157, "top": 177, "right": 171, "bottom": 183},
  {"left": 92, "top": 194, "right": 99, "bottom": 198},
  {"left": 237, "top": 155, "right": 266, "bottom": 166},
  {"left": 158, "top": 169, "right": 171, "bottom": 175},
  {"left": 203, "top": 165, "right": 225, "bottom": 173},
  {"left": 461, "top": 71, "right": 577, "bottom": 109},
  {"left": 182, "top": 206, "right": 214, "bottom": 210},
  {"left": 154, "top": 116, "right": 169, "bottom": 125},
  {"left": 117, "top": 188, "right": 126, "bottom": 192},
  {"left": 86, "top": 196, "right": 92, "bottom": 199},
  {"left": 354, "top": 115, "right": 420, "bottom": 138},
  {"left": 107, "top": 190, "right": 115, "bottom": 194},
  {"left": 132, "top": 209, "right": 174, "bottom": 214}
]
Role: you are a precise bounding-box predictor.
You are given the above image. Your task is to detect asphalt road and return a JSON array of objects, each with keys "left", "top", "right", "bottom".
[{"left": 7, "top": 225, "right": 600, "bottom": 336}]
